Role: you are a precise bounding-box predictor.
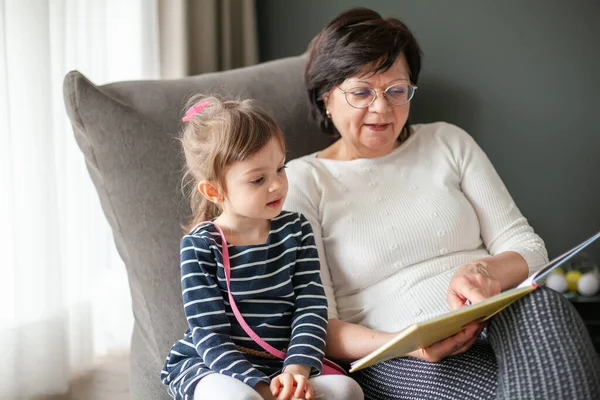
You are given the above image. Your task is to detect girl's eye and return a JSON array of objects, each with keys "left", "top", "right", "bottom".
[
  {"left": 277, "top": 165, "right": 287, "bottom": 173},
  {"left": 250, "top": 177, "right": 264, "bottom": 185}
]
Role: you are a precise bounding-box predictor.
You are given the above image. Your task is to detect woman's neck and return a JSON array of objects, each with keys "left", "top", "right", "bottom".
[
  {"left": 318, "top": 138, "right": 401, "bottom": 161},
  {"left": 213, "top": 214, "right": 271, "bottom": 246}
]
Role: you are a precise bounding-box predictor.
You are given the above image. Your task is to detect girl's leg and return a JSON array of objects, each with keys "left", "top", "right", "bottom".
[
  {"left": 351, "top": 339, "right": 498, "bottom": 400},
  {"left": 193, "top": 373, "right": 262, "bottom": 400},
  {"left": 488, "top": 287, "right": 600, "bottom": 399},
  {"left": 309, "top": 375, "right": 364, "bottom": 400}
]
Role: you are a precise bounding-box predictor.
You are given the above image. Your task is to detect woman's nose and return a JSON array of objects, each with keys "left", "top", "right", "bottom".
[{"left": 369, "top": 91, "right": 391, "bottom": 113}]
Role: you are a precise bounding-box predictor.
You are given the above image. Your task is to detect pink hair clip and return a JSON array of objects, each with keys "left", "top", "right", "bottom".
[{"left": 182, "top": 101, "right": 211, "bottom": 122}]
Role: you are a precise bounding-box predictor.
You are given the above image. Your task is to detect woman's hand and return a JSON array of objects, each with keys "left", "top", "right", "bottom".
[
  {"left": 408, "top": 322, "right": 485, "bottom": 362},
  {"left": 406, "top": 260, "right": 499, "bottom": 362},
  {"left": 447, "top": 260, "right": 501, "bottom": 310},
  {"left": 406, "top": 259, "right": 500, "bottom": 362},
  {"left": 270, "top": 364, "right": 314, "bottom": 400}
]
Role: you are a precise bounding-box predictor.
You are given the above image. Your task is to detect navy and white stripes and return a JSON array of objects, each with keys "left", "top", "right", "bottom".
[{"left": 161, "top": 212, "right": 328, "bottom": 399}]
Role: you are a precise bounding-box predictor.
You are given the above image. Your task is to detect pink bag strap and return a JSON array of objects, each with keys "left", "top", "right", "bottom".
[
  {"left": 211, "top": 223, "right": 286, "bottom": 358},
  {"left": 203, "top": 221, "right": 345, "bottom": 375}
]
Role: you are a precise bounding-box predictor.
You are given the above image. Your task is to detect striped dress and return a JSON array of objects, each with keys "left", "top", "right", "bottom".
[{"left": 161, "top": 212, "right": 328, "bottom": 399}]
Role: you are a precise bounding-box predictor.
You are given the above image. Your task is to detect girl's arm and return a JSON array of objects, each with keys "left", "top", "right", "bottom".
[
  {"left": 180, "top": 233, "right": 270, "bottom": 387},
  {"left": 283, "top": 214, "right": 330, "bottom": 373}
]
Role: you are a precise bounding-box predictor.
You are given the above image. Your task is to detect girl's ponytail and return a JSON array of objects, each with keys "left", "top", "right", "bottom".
[{"left": 179, "top": 95, "right": 285, "bottom": 233}]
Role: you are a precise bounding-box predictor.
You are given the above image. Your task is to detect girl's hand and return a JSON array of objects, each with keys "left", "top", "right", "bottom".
[
  {"left": 447, "top": 261, "right": 501, "bottom": 310},
  {"left": 270, "top": 365, "right": 314, "bottom": 400},
  {"left": 407, "top": 322, "right": 485, "bottom": 362}
]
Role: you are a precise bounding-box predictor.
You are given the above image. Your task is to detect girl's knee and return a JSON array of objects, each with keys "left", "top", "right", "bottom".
[
  {"left": 193, "top": 373, "right": 263, "bottom": 400},
  {"left": 311, "top": 375, "right": 363, "bottom": 400},
  {"left": 340, "top": 377, "right": 364, "bottom": 400}
]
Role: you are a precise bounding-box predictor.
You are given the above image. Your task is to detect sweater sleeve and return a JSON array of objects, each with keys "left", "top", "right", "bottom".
[
  {"left": 180, "top": 234, "right": 270, "bottom": 387},
  {"left": 450, "top": 124, "right": 548, "bottom": 275},
  {"left": 284, "top": 159, "right": 339, "bottom": 319},
  {"left": 283, "top": 214, "right": 328, "bottom": 373}
]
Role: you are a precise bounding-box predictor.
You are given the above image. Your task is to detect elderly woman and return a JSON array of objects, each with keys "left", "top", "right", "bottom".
[{"left": 284, "top": 7, "right": 600, "bottom": 400}]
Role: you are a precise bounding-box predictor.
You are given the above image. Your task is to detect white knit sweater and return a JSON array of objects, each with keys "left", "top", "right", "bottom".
[{"left": 284, "top": 122, "right": 548, "bottom": 333}]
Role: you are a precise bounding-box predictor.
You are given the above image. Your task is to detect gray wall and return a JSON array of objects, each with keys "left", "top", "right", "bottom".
[{"left": 256, "top": 0, "right": 600, "bottom": 261}]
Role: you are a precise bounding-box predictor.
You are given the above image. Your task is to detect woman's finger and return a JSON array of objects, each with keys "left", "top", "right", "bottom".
[
  {"left": 464, "top": 286, "right": 487, "bottom": 304},
  {"left": 448, "top": 277, "right": 486, "bottom": 309},
  {"left": 455, "top": 278, "right": 488, "bottom": 305},
  {"left": 447, "top": 290, "right": 467, "bottom": 310},
  {"left": 448, "top": 264, "right": 501, "bottom": 310},
  {"left": 419, "top": 323, "right": 479, "bottom": 362},
  {"left": 450, "top": 332, "right": 480, "bottom": 356},
  {"left": 474, "top": 322, "right": 487, "bottom": 337},
  {"left": 447, "top": 323, "right": 482, "bottom": 356}
]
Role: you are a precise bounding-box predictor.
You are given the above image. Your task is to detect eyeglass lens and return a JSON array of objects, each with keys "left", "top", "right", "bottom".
[{"left": 345, "top": 84, "right": 414, "bottom": 108}]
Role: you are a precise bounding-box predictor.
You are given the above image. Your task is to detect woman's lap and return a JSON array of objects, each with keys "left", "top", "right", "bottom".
[
  {"left": 352, "top": 287, "right": 600, "bottom": 400},
  {"left": 351, "top": 340, "right": 497, "bottom": 400},
  {"left": 487, "top": 287, "right": 600, "bottom": 399}
]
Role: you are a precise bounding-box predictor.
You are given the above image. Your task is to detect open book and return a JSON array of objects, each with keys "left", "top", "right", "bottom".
[{"left": 349, "top": 231, "right": 600, "bottom": 373}]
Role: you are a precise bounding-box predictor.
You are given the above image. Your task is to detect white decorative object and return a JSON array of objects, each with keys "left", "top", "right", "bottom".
[
  {"left": 545, "top": 272, "right": 569, "bottom": 293},
  {"left": 577, "top": 272, "right": 600, "bottom": 296}
]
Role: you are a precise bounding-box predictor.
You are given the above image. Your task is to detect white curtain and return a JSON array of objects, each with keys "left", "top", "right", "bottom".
[{"left": 0, "top": 0, "right": 160, "bottom": 398}]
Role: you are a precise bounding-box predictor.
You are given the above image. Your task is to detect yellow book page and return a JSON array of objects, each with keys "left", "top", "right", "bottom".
[{"left": 349, "top": 285, "right": 536, "bottom": 372}]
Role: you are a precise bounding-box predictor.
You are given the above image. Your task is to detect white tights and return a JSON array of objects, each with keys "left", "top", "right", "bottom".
[{"left": 193, "top": 373, "right": 364, "bottom": 400}]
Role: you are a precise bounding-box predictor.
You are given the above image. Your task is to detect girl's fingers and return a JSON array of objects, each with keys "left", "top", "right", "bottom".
[
  {"left": 278, "top": 374, "right": 295, "bottom": 400},
  {"left": 293, "top": 375, "right": 307, "bottom": 398},
  {"left": 270, "top": 376, "right": 281, "bottom": 396},
  {"left": 305, "top": 382, "right": 315, "bottom": 400}
]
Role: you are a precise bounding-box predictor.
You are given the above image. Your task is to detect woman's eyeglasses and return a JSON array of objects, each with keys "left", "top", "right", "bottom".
[{"left": 337, "top": 83, "right": 418, "bottom": 109}]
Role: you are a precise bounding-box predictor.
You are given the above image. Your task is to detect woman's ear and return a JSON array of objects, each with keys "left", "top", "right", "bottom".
[{"left": 198, "top": 181, "right": 224, "bottom": 204}]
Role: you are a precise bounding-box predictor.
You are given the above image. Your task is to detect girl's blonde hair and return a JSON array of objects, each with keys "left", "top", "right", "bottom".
[{"left": 180, "top": 95, "right": 285, "bottom": 230}]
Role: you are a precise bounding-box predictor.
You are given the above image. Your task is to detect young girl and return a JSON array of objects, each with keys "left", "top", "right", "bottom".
[{"left": 161, "top": 96, "right": 363, "bottom": 400}]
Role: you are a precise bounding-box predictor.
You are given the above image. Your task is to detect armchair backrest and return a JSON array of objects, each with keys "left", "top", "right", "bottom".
[{"left": 63, "top": 54, "right": 330, "bottom": 400}]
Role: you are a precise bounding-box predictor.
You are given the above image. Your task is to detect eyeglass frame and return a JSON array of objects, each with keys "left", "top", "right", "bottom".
[{"left": 336, "top": 82, "right": 418, "bottom": 109}]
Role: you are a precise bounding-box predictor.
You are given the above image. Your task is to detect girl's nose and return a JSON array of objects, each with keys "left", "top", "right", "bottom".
[{"left": 269, "top": 177, "right": 282, "bottom": 192}]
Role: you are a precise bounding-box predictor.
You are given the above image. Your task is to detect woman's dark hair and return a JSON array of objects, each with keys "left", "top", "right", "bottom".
[{"left": 305, "top": 7, "right": 423, "bottom": 139}]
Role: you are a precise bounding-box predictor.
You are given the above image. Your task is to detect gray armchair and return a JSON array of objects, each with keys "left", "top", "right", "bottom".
[{"left": 63, "top": 55, "right": 332, "bottom": 400}]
